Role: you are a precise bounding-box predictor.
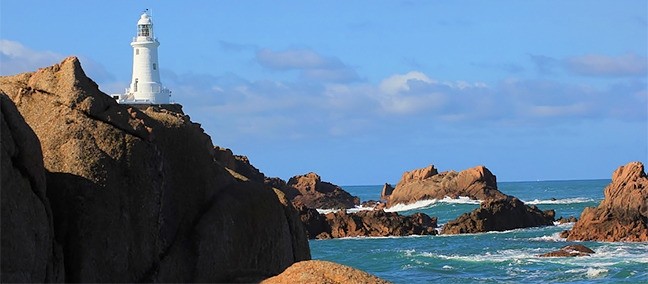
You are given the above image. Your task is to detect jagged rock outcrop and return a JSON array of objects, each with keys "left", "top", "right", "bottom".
[
  {"left": 261, "top": 260, "right": 390, "bottom": 284},
  {"left": 380, "top": 183, "right": 394, "bottom": 200},
  {"left": 441, "top": 197, "right": 554, "bottom": 234},
  {"left": 299, "top": 207, "right": 437, "bottom": 239},
  {"left": 564, "top": 162, "right": 648, "bottom": 242},
  {"left": 284, "top": 172, "right": 360, "bottom": 209},
  {"left": 1, "top": 93, "right": 63, "bottom": 282},
  {"left": 538, "top": 244, "right": 595, "bottom": 257},
  {"left": 213, "top": 146, "right": 265, "bottom": 183},
  {"left": 387, "top": 165, "right": 508, "bottom": 208},
  {"left": 0, "top": 57, "right": 310, "bottom": 282}
]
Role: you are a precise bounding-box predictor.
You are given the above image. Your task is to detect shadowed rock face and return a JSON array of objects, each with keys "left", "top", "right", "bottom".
[
  {"left": 261, "top": 260, "right": 390, "bottom": 284},
  {"left": 0, "top": 57, "right": 310, "bottom": 282},
  {"left": 380, "top": 183, "right": 394, "bottom": 200},
  {"left": 1, "top": 93, "right": 63, "bottom": 282},
  {"left": 565, "top": 162, "right": 648, "bottom": 242},
  {"left": 387, "top": 165, "right": 508, "bottom": 208},
  {"left": 441, "top": 197, "right": 555, "bottom": 234}
]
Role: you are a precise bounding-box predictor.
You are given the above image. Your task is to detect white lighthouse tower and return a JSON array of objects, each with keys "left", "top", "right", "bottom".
[{"left": 117, "top": 11, "right": 171, "bottom": 104}]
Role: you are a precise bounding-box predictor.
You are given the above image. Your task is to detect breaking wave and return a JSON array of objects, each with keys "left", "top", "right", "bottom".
[{"left": 385, "top": 197, "right": 481, "bottom": 212}]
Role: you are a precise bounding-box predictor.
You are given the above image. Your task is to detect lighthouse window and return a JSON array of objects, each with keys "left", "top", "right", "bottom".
[
  {"left": 136, "top": 49, "right": 139, "bottom": 55},
  {"left": 153, "top": 63, "right": 157, "bottom": 70},
  {"left": 138, "top": 24, "right": 150, "bottom": 37}
]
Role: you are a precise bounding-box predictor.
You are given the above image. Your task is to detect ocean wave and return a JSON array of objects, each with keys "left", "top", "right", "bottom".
[
  {"left": 385, "top": 196, "right": 481, "bottom": 212},
  {"left": 566, "top": 267, "right": 609, "bottom": 279},
  {"left": 316, "top": 205, "right": 375, "bottom": 215},
  {"left": 527, "top": 231, "right": 567, "bottom": 242},
  {"left": 523, "top": 197, "right": 596, "bottom": 205}
]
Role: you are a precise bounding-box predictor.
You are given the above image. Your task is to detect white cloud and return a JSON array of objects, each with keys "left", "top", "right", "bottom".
[
  {"left": 379, "top": 71, "right": 434, "bottom": 95},
  {"left": 0, "top": 39, "right": 64, "bottom": 75}
]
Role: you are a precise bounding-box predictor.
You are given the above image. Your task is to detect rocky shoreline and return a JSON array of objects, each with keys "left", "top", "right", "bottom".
[{"left": 2, "top": 57, "right": 645, "bottom": 283}]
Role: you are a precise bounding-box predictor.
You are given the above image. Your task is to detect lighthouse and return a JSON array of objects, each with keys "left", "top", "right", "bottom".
[{"left": 116, "top": 11, "right": 171, "bottom": 104}]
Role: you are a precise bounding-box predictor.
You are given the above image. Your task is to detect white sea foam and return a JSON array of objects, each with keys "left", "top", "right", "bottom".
[
  {"left": 316, "top": 208, "right": 339, "bottom": 214},
  {"left": 586, "top": 267, "right": 608, "bottom": 278},
  {"left": 419, "top": 248, "right": 542, "bottom": 263},
  {"left": 385, "top": 196, "right": 481, "bottom": 212},
  {"left": 442, "top": 265, "right": 454, "bottom": 270},
  {"left": 527, "top": 231, "right": 567, "bottom": 242},
  {"left": 523, "top": 197, "right": 595, "bottom": 205},
  {"left": 316, "top": 205, "right": 376, "bottom": 215}
]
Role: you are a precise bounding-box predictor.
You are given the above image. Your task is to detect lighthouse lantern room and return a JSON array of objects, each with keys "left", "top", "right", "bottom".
[{"left": 116, "top": 11, "right": 171, "bottom": 104}]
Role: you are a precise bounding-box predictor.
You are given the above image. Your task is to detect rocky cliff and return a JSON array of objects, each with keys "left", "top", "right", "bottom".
[
  {"left": 1, "top": 93, "right": 63, "bottom": 282},
  {"left": 387, "top": 165, "right": 508, "bottom": 208},
  {"left": 0, "top": 57, "right": 310, "bottom": 282},
  {"left": 564, "top": 162, "right": 648, "bottom": 242}
]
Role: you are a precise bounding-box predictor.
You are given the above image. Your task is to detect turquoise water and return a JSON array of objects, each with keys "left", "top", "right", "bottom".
[{"left": 310, "top": 180, "right": 648, "bottom": 283}]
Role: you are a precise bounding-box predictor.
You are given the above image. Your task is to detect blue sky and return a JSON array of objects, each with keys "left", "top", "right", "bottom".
[{"left": 1, "top": 1, "right": 646, "bottom": 185}]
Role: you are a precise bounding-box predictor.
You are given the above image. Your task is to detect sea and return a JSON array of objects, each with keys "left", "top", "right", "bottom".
[{"left": 309, "top": 180, "right": 648, "bottom": 283}]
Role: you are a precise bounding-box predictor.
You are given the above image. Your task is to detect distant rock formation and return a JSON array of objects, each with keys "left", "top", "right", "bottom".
[
  {"left": 261, "top": 260, "right": 390, "bottom": 284},
  {"left": 387, "top": 165, "right": 508, "bottom": 208},
  {"left": 1, "top": 93, "right": 63, "bottom": 282},
  {"left": 380, "top": 183, "right": 394, "bottom": 200},
  {"left": 298, "top": 206, "right": 437, "bottom": 239},
  {"left": 441, "top": 197, "right": 555, "bottom": 234},
  {"left": 0, "top": 57, "right": 310, "bottom": 282},
  {"left": 538, "top": 244, "right": 595, "bottom": 257},
  {"left": 564, "top": 161, "right": 648, "bottom": 242},
  {"left": 284, "top": 172, "right": 360, "bottom": 209}
]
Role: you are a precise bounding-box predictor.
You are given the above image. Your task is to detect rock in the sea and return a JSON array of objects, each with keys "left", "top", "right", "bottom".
[
  {"left": 387, "top": 165, "right": 508, "bottom": 208},
  {"left": 441, "top": 197, "right": 555, "bottom": 234},
  {"left": 0, "top": 57, "right": 310, "bottom": 282},
  {"left": 286, "top": 172, "right": 360, "bottom": 209},
  {"left": 380, "top": 183, "right": 394, "bottom": 200},
  {"left": 299, "top": 207, "right": 437, "bottom": 239},
  {"left": 564, "top": 162, "right": 648, "bottom": 242},
  {"left": 1, "top": 93, "right": 63, "bottom": 282},
  {"left": 556, "top": 216, "right": 578, "bottom": 224},
  {"left": 261, "top": 260, "right": 390, "bottom": 284},
  {"left": 538, "top": 244, "right": 595, "bottom": 257}
]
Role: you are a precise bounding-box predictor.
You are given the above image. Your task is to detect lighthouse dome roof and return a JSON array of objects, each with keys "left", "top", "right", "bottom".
[{"left": 138, "top": 13, "right": 152, "bottom": 25}]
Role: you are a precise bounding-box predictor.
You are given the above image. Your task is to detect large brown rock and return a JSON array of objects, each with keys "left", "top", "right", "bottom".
[
  {"left": 441, "top": 197, "right": 555, "bottom": 234},
  {"left": 387, "top": 165, "right": 508, "bottom": 208},
  {"left": 564, "top": 162, "right": 648, "bottom": 242},
  {"left": 285, "top": 172, "right": 360, "bottom": 209},
  {"left": 299, "top": 207, "right": 437, "bottom": 239},
  {"left": 261, "top": 260, "right": 389, "bottom": 284},
  {"left": 1, "top": 93, "right": 63, "bottom": 282},
  {"left": 0, "top": 57, "right": 310, "bottom": 282}
]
